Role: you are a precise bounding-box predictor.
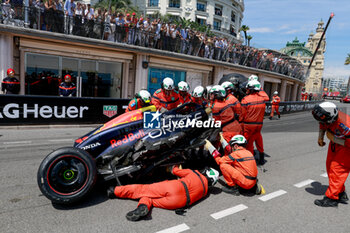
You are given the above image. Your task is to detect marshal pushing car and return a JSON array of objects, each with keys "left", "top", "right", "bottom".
[{"left": 37, "top": 103, "right": 220, "bottom": 204}]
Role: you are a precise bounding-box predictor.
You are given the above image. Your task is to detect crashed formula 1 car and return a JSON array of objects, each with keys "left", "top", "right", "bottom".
[{"left": 37, "top": 103, "right": 220, "bottom": 204}]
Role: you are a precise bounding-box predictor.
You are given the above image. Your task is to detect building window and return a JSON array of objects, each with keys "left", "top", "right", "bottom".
[
  {"left": 196, "top": 17, "right": 206, "bottom": 25},
  {"left": 213, "top": 20, "right": 221, "bottom": 31},
  {"left": 169, "top": 0, "right": 180, "bottom": 8},
  {"left": 149, "top": 0, "right": 159, "bottom": 7},
  {"left": 230, "top": 25, "right": 236, "bottom": 37},
  {"left": 231, "top": 11, "right": 236, "bottom": 22},
  {"left": 197, "top": 2, "right": 206, "bottom": 12},
  {"left": 25, "top": 53, "right": 122, "bottom": 98},
  {"left": 215, "top": 5, "right": 222, "bottom": 16}
]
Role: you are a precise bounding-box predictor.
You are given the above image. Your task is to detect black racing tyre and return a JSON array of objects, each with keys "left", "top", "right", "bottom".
[{"left": 37, "top": 147, "right": 97, "bottom": 205}]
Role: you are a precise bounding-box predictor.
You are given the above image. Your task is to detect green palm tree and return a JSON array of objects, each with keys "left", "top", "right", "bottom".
[
  {"left": 94, "top": 0, "right": 137, "bottom": 13},
  {"left": 345, "top": 54, "right": 350, "bottom": 65},
  {"left": 174, "top": 17, "right": 192, "bottom": 28},
  {"left": 239, "top": 25, "right": 249, "bottom": 45},
  {"left": 247, "top": 35, "right": 252, "bottom": 47}
]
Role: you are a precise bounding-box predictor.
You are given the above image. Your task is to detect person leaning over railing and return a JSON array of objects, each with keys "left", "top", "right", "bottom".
[
  {"left": 84, "top": 3, "right": 94, "bottom": 38},
  {"left": 64, "top": 0, "right": 75, "bottom": 34}
]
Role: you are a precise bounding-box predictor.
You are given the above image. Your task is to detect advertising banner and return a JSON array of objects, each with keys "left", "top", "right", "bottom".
[
  {"left": 0, "top": 95, "right": 130, "bottom": 125},
  {"left": 0, "top": 95, "right": 322, "bottom": 125},
  {"left": 265, "top": 101, "right": 321, "bottom": 115}
]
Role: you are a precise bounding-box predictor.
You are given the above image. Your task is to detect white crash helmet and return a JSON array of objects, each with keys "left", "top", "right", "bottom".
[
  {"left": 248, "top": 75, "right": 259, "bottom": 82},
  {"left": 192, "top": 86, "right": 205, "bottom": 98},
  {"left": 209, "top": 85, "right": 226, "bottom": 99},
  {"left": 137, "top": 90, "right": 151, "bottom": 104},
  {"left": 162, "top": 77, "right": 174, "bottom": 90},
  {"left": 221, "top": 81, "right": 234, "bottom": 94},
  {"left": 178, "top": 81, "right": 190, "bottom": 92},
  {"left": 229, "top": 135, "right": 247, "bottom": 146},
  {"left": 204, "top": 168, "right": 220, "bottom": 186},
  {"left": 312, "top": 102, "right": 338, "bottom": 124},
  {"left": 206, "top": 85, "right": 213, "bottom": 95},
  {"left": 246, "top": 80, "right": 261, "bottom": 91},
  {"left": 273, "top": 91, "right": 278, "bottom": 95}
]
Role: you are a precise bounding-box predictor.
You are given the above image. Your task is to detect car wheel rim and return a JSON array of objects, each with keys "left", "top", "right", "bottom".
[{"left": 47, "top": 155, "right": 89, "bottom": 195}]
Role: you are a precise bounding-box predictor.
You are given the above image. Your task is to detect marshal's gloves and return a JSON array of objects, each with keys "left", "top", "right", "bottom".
[
  {"left": 219, "top": 132, "right": 229, "bottom": 149},
  {"left": 204, "top": 139, "right": 216, "bottom": 154},
  {"left": 326, "top": 131, "right": 345, "bottom": 146}
]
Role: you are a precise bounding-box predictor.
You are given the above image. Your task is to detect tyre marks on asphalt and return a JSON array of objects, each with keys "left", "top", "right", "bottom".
[
  {"left": 3, "top": 141, "right": 32, "bottom": 144},
  {"left": 156, "top": 223, "right": 190, "bottom": 233},
  {"left": 210, "top": 204, "right": 248, "bottom": 220},
  {"left": 0, "top": 139, "right": 75, "bottom": 148}
]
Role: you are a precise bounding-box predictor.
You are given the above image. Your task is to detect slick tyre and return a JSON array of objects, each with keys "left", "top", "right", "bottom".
[{"left": 37, "top": 147, "right": 97, "bottom": 205}]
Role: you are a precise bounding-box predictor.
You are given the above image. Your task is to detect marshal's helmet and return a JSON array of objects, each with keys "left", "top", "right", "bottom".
[
  {"left": 209, "top": 85, "right": 226, "bottom": 100},
  {"left": 221, "top": 81, "right": 235, "bottom": 96},
  {"left": 248, "top": 75, "right": 259, "bottom": 82},
  {"left": 229, "top": 135, "right": 247, "bottom": 147},
  {"left": 162, "top": 77, "right": 175, "bottom": 91},
  {"left": 64, "top": 74, "right": 72, "bottom": 82},
  {"left": 178, "top": 81, "right": 190, "bottom": 92},
  {"left": 202, "top": 167, "right": 220, "bottom": 186},
  {"left": 312, "top": 102, "right": 338, "bottom": 124},
  {"left": 192, "top": 86, "right": 205, "bottom": 98},
  {"left": 246, "top": 80, "right": 261, "bottom": 92},
  {"left": 7, "top": 68, "right": 15, "bottom": 76},
  {"left": 136, "top": 90, "right": 151, "bottom": 105}
]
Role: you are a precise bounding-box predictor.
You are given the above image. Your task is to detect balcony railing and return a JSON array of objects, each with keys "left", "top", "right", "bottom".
[{"left": 0, "top": 4, "right": 306, "bottom": 82}]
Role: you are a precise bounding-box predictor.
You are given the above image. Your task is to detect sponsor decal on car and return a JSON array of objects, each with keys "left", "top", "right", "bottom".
[
  {"left": 110, "top": 129, "right": 146, "bottom": 148},
  {"left": 103, "top": 105, "right": 118, "bottom": 118},
  {"left": 81, "top": 142, "right": 101, "bottom": 150}
]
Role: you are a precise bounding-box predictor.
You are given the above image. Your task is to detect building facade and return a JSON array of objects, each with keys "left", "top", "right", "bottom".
[
  {"left": 322, "top": 77, "right": 347, "bottom": 93},
  {"left": 0, "top": 24, "right": 304, "bottom": 101},
  {"left": 280, "top": 20, "right": 326, "bottom": 94},
  {"left": 131, "top": 0, "right": 244, "bottom": 42}
]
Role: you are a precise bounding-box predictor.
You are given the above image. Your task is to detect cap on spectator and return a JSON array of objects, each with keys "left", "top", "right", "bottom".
[
  {"left": 139, "top": 18, "right": 143, "bottom": 21},
  {"left": 132, "top": 12, "right": 136, "bottom": 16},
  {"left": 126, "top": 13, "right": 130, "bottom": 16}
]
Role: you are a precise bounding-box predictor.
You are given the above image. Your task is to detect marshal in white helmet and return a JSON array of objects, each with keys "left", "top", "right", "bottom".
[{"left": 248, "top": 75, "right": 259, "bottom": 82}]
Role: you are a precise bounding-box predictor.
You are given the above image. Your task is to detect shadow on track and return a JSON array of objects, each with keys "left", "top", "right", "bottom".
[{"left": 305, "top": 181, "right": 328, "bottom": 196}]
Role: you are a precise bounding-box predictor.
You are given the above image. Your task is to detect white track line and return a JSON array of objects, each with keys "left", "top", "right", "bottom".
[
  {"left": 3, "top": 141, "right": 32, "bottom": 144},
  {"left": 156, "top": 223, "right": 190, "bottom": 233},
  {"left": 294, "top": 179, "right": 315, "bottom": 188},
  {"left": 210, "top": 204, "right": 248, "bottom": 220},
  {"left": 320, "top": 173, "right": 328, "bottom": 178},
  {"left": 258, "top": 190, "right": 287, "bottom": 202}
]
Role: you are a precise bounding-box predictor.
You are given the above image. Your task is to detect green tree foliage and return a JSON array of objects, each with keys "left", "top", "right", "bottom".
[
  {"left": 239, "top": 25, "right": 249, "bottom": 45},
  {"left": 345, "top": 53, "right": 350, "bottom": 65},
  {"left": 94, "top": 0, "right": 138, "bottom": 13},
  {"left": 247, "top": 35, "right": 252, "bottom": 47}
]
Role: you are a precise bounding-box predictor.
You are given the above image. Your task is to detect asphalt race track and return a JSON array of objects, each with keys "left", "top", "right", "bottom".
[{"left": 1, "top": 101, "right": 350, "bottom": 233}]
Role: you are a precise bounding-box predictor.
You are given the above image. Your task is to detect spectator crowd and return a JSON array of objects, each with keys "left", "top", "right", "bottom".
[{"left": 1, "top": 0, "right": 305, "bottom": 80}]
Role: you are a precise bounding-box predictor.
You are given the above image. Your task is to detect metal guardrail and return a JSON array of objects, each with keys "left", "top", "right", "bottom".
[{"left": 0, "top": 4, "right": 306, "bottom": 82}]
